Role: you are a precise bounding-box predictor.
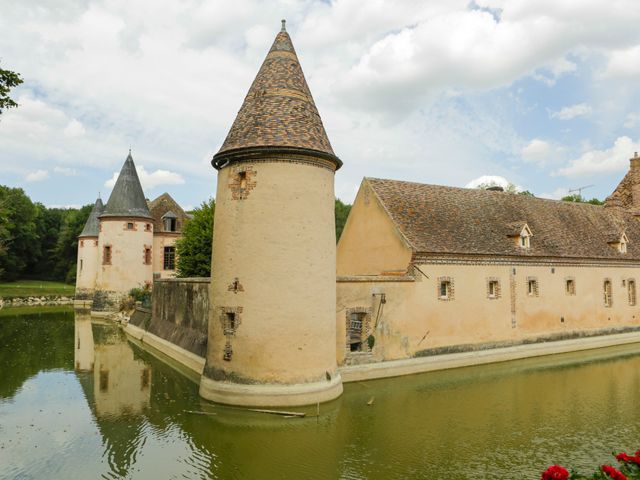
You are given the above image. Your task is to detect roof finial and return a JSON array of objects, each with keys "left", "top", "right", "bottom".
[{"left": 281, "top": 19, "right": 286, "bottom": 32}]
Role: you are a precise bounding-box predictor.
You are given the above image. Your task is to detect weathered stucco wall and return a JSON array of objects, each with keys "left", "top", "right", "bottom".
[
  {"left": 130, "top": 277, "right": 210, "bottom": 357},
  {"left": 337, "top": 180, "right": 412, "bottom": 276},
  {"left": 152, "top": 233, "right": 179, "bottom": 279},
  {"left": 201, "top": 159, "right": 342, "bottom": 406},
  {"left": 96, "top": 218, "right": 154, "bottom": 294},
  {"left": 337, "top": 263, "right": 640, "bottom": 365},
  {"left": 76, "top": 236, "right": 99, "bottom": 298}
]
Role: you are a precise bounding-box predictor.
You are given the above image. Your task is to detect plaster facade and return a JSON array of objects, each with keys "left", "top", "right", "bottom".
[
  {"left": 200, "top": 159, "right": 343, "bottom": 406},
  {"left": 76, "top": 236, "right": 99, "bottom": 299}
]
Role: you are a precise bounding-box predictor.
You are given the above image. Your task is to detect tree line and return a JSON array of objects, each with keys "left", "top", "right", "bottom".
[{"left": 0, "top": 185, "right": 92, "bottom": 282}]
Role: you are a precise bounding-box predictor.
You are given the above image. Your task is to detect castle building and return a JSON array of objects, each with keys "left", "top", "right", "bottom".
[
  {"left": 199, "top": 20, "right": 344, "bottom": 406},
  {"left": 75, "top": 152, "right": 188, "bottom": 311},
  {"left": 335, "top": 157, "right": 640, "bottom": 369}
]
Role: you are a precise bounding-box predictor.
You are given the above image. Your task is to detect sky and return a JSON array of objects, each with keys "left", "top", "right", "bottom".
[{"left": 1, "top": 0, "right": 640, "bottom": 209}]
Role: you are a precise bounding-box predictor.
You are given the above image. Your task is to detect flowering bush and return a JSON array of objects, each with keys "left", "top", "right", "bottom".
[{"left": 541, "top": 450, "right": 640, "bottom": 480}]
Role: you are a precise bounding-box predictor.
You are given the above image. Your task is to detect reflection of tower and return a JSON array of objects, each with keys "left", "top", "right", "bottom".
[
  {"left": 75, "top": 198, "right": 103, "bottom": 300},
  {"left": 200, "top": 21, "right": 343, "bottom": 406},
  {"left": 74, "top": 310, "right": 95, "bottom": 372},
  {"left": 93, "top": 335, "right": 152, "bottom": 417}
]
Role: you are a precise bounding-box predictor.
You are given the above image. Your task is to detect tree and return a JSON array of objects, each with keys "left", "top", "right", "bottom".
[
  {"left": 335, "top": 199, "right": 352, "bottom": 242},
  {"left": 561, "top": 194, "right": 603, "bottom": 205},
  {"left": 0, "top": 186, "right": 38, "bottom": 280},
  {"left": 0, "top": 63, "right": 23, "bottom": 115},
  {"left": 475, "top": 181, "right": 519, "bottom": 193},
  {"left": 175, "top": 198, "right": 214, "bottom": 278},
  {"left": 52, "top": 205, "right": 93, "bottom": 283}
]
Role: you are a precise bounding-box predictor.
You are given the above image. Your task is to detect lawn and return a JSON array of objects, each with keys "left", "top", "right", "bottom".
[{"left": 0, "top": 280, "right": 75, "bottom": 299}]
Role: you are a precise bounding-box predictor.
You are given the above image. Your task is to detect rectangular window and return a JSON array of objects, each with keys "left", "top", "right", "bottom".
[
  {"left": 348, "top": 312, "right": 366, "bottom": 352},
  {"left": 488, "top": 280, "right": 499, "bottom": 298},
  {"left": 440, "top": 281, "right": 451, "bottom": 299},
  {"left": 527, "top": 278, "right": 538, "bottom": 297},
  {"left": 224, "top": 312, "right": 236, "bottom": 335},
  {"left": 144, "top": 247, "right": 152, "bottom": 265},
  {"left": 127, "top": 222, "right": 134, "bottom": 230},
  {"left": 163, "top": 246, "right": 175, "bottom": 270},
  {"left": 628, "top": 279, "right": 636, "bottom": 306},
  {"left": 145, "top": 223, "right": 152, "bottom": 232},
  {"left": 566, "top": 279, "right": 576, "bottom": 296},
  {"left": 239, "top": 171, "right": 248, "bottom": 190},
  {"left": 103, "top": 245, "right": 112, "bottom": 265},
  {"left": 604, "top": 280, "right": 612, "bottom": 307},
  {"left": 163, "top": 218, "right": 177, "bottom": 232},
  {"left": 80, "top": 259, "right": 83, "bottom": 271}
]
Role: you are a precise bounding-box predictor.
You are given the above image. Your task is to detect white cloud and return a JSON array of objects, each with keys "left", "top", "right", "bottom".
[
  {"left": 53, "top": 166, "right": 78, "bottom": 176},
  {"left": 556, "top": 136, "right": 640, "bottom": 177},
  {"left": 549, "top": 103, "right": 592, "bottom": 120},
  {"left": 465, "top": 175, "right": 521, "bottom": 191},
  {"left": 63, "top": 119, "right": 86, "bottom": 137},
  {"left": 25, "top": 169, "right": 48, "bottom": 182},
  {"left": 538, "top": 187, "right": 569, "bottom": 200},
  {"left": 603, "top": 45, "right": 640, "bottom": 78},
  {"left": 522, "top": 139, "right": 551, "bottom": 162},
  {"left": 104, "top": 164, "right": 185, "bottom": 190}
]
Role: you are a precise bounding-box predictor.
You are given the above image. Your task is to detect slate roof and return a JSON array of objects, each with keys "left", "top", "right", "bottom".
[
  {"left": 213, "top": 22, "right": 341, "bottom": 169},
  {"left": 366, "top": 177, "right": 640, "bottom": 260},
  {"left": 79, "top": 198, "right": 104, "bottom": 237},
  {"left": 101, "top": 153, "right": 152, "bottom": 219},
  {"left": 148, "top": 192, "right": 188, "bottom": 233}
]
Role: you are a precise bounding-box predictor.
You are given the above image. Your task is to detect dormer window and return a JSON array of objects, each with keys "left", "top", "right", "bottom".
[
  {"left": 607, "top": 232, "right": 629, "bottom": 254},
  {"left": 162, "top": 211, "right": 178, "bottom": 232},
  {"left": 507, "top": 222, "right": 532, "bottom": 249}
]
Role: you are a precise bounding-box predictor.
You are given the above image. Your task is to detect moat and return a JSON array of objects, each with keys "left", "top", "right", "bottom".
[{"left": 1, "top": 307, "right": 640, "bottom": 480}]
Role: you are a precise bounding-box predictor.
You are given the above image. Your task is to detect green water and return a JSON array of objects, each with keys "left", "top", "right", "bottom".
[{"left": 1, "top": 308, "right": 640, "bottom": 479}]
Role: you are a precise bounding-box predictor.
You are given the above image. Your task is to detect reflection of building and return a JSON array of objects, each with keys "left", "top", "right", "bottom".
[
  {"left": 75, "top": 152, "right": 189, "bottom": 310},
  {"left": 74, "top": 310, "right": 94, "bottom": 372},
  {"left": 93, "top": 335, "right": 152, "bottom": 417}
]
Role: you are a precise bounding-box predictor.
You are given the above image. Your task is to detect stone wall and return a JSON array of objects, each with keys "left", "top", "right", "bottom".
[{"left": 129, "top": 277, "right": 210, "bottom": 357}]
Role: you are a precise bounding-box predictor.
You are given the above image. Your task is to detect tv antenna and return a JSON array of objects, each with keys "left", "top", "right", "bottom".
[{"left": 568, "top": 185, "right": 594, "bottom": 197}]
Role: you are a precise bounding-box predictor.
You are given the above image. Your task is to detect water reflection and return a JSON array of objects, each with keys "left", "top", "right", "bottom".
[{"left": 1, "top": 307, "right": 640, "bottom": 479}]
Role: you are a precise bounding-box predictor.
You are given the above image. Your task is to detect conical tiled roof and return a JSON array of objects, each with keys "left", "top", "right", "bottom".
[
  {"left": 213, "top": 21, "right": 341, "bottom": 169},
  {"left": 79, "top": 197, "right": 104, "bottom": 237},
  {"left": 100, "top": 152, "right": 152, "bottom": 219}
]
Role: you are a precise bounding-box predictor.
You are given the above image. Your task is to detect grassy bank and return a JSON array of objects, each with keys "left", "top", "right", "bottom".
[{"left": 0, "top": 280, "right": 75, "bottom": 299}]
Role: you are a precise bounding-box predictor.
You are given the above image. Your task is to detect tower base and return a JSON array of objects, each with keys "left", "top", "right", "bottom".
[{"left": 199, "top": 373, "right": 343, "bottom": 407}]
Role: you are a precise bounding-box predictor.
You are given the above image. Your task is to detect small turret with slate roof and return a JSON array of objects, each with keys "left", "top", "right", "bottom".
[
  {"left": 100, "top": 151, "right": 152, "bottom": 219},
  {"left": 79, "top": 197, "right": 104, "bottom": 238}
]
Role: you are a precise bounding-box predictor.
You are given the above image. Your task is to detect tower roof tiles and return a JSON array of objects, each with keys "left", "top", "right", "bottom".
[
  {"left": 100, "top": 152, "right": 152, "bottom": 219},
  {"left": 213, "top": 22, "right": 341, "bottom": 169},
  {"left": 79, "top": 197, "right": 104, "bottom": 237}
]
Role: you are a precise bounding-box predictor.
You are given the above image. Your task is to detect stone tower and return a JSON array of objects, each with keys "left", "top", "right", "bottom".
[
  {"left": 92, "top": 152, "right": 154, "bottom": 312},
  {"left": 75, "top": 197, "right": 104, "bottom": 300},
  {"left": 200, "top": 21, "right": 343, "bottom": 406}
]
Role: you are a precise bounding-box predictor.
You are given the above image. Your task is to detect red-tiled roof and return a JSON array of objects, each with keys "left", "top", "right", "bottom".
[
  {"left": 367, "top": 177, "right": 638, "bottom": 260},
  {"left": 213, "top": 26, "right": 340, "bottom": 168}
]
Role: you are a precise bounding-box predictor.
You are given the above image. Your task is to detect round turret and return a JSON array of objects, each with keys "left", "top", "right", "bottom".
[{"left": 199, "top": 22, "right": 343, "bottom": 406}]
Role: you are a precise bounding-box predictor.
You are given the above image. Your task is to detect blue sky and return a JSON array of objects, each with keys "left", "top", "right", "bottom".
[{"left": 1, "top": 0, "right": 640, "bottom": 209}]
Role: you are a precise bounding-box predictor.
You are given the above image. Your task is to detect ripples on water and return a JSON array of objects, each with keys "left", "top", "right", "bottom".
[{"left": 0, "top": 308, "right": 639, "bottom": 479}]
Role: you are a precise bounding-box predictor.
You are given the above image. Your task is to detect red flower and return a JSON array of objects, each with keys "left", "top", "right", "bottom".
[
  {"left": 616, "top": 452, "right": 640, "bottom": 466},
  {"left": 601, "top": 464, "right": 628, "bottom": 480},
  {"left": 541, "top": 464, "right": 570, "bottom": 480}
]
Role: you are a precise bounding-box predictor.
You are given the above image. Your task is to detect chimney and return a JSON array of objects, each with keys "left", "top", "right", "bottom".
[{"left": 631, "top": 151, "right": 640, "bottom": 169}]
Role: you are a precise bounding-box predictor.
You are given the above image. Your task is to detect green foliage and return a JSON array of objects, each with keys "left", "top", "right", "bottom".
[
  {"left": 128, "top": 285, "right": 151, "bottom": 309},
  {"left": 367, "top": 334, "right": 376, "bottom": 350},
  {"left": 561, "top": 194, "right": 604, "bottom": 205},
  {"left": 335, "top": 198, "right": 352, "bottom": 242},
  {"left": 0, "top": 185, "right": 92, "bottom": 282},
  {"left": 0, "top": 63, "right": 23, "bottom": 115},
  {"left": 475, "top": 181, "right": 519, "bottom": 193},
  {"left": 518, "top": 190, "right": 535, "bottom": 197},
  {"left": 175, "top": 198, "right": 214, "bottom": 278}
]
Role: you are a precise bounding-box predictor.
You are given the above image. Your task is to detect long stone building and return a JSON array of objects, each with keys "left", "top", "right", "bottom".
[{"left": 76, "top": 152, "right": 189, "bottom": 311}]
